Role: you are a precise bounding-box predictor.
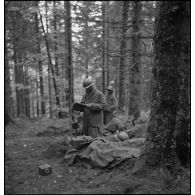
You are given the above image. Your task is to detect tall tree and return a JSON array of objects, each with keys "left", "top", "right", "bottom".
[
  {"left": 45, "top": 1, "right": 52, "bottom": 117},
  {"left": 128, "top": 1, "right": 141, "bottom": 119},
  {"left": 145, "top": 1, "right": 190, "bottom": 166},
  {"left": 39, "top": 6, "right": 61, "bottom": 109},
  {"left": 106, "top": 1, "right": 110, "bottom": 87},
  {"left": 53, "top": 1, "right": 61, "bottom": 107},
  {"left": 174, "top": 1, "right": 190, "bottom": 166},
  {"left": 35, "top": 1, "right": 46, "bottom": 115},
  {"left": 13, "top": 14, "right": 25, "bottom": 116},
  {"left": 65, "top": 1, "right": 74, "bottom": 118},
  {"left": 102, "top": 1, "right": 106, "bottom": 93},
  {"left": 24, "top": 63, "right": 30, "bottom": 117},
  {"left": 102, "top": 1, "right": 110, "bottom": 92},
  {"left": 35, "top": 59, "right": 39, "bottom": 117},
  {"left": 118, "top": 1, "right": 129, "bottom": 111},
  {"left": 5, "top": 29, "right": 12, "bottom": 124}
]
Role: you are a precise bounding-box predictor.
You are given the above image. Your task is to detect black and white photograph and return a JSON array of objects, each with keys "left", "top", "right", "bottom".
[{"left": 4, "top": 1, "right": 191, "bottom": 194}]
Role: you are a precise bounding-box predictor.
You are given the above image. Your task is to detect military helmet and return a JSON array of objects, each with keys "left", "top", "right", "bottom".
[
  {"left": 117, "top": 131, "right": 129, "bottom": 141},
  {"left": 107, "top": 85, "right": 114, "bottom": 91},
  {"left": 82, "top": 77, "right": 93, "bottom": 88}
]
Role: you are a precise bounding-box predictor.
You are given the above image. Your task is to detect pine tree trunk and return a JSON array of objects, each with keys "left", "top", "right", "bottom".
[
  {"left": 24, "top": 65, "right": 30, "bottom": 118},
  {"left": 5, "top": 33, "right": 12, "bottom": 124},
  {"left": 45, "top": 1, "right": 52, "bottom": 118},
  {"left": 175, "top": 1, "right": 191, "bottom": 166},
  {"left": 128, "top": 1, "right": 141, "bottom": 119},
  {"left": 53, "top": 1, "right": 61, "bottom": 107},
  {"left": 60, "top": 17, "right": 66, "bottom": 108},
  {"left": 106, "top": 1, "right": 110, "bottom": 87},
  {"left": 145, "top": 1, "right": 190, "bottom": 166},
  {"left": 65, "top": 1, "right": 74, "bottom": 120},
  {"left": 39, "top": 7, "right": 60, "bottom": 109},
  {"left": 36, "top": 61, "right": 39, "bottom": 117},
  {"left": 35, "top": 1, "right": 46, "bottom": 115},
  {"left": 118, "top": 1, "right": 129, "bottom": 112},
  {"left": 30, "top": 79, "right": 35, "bottom": 118},
  {"left": 13, "top": 33, "right": 20, "bottom": 117},
  {"left": 102, "top": 2, "right": 106, "bottom": 93},
  {"left": 13, "top": 15, "right": 23, "bottom": 117},
  {"left": 17, "top": 44, "right": 25, "bottom": 116},
  {"left": 64, "top": 1, "right": 69, "bottom": 108},
  {"left": 85, "top": 13, "right": 89, "bottom": 76}
]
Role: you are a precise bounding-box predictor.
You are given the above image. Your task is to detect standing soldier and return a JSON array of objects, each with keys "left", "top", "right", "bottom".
[
  {"left": 104, "top": 86, "right": 118, "bottom": 125},
  {"left": 80, "top": 77, "right": 106, "bottom": 138}
]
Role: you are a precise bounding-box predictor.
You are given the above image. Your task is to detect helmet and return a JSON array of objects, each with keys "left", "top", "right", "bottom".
[
  {"left": 107, "top": 85, "right": 114, "bottom": 91},
  {"left": 117, "top": 131, "right": 129, "bottom": 141},
  {"left": 82, "top": 77, "right": 93, "bottom": 88}
]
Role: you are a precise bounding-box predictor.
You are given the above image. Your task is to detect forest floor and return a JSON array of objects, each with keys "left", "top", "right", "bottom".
[{"left": 5, "top": 117, "right": 190, "bottom": 194}]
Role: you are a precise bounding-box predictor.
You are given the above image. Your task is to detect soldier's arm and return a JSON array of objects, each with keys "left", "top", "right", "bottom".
[
  {"left": 80, "top": 93, "right": 86, "bottom": 104},
  {"left": 89, "top": 92, "right": 106, "bottom": 110}
]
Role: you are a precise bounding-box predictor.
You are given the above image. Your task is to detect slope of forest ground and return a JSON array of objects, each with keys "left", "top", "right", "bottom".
[{"left": 5, "top": 117, "right": 190, "bottom": 194}]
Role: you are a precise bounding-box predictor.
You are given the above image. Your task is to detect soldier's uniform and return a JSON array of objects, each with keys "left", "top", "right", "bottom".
[
  {"left": 104, "top": 86, "right": 118, "bottom": 125},
  {"left": 81, "top": 78, "right": 106, "bottom": 138}
]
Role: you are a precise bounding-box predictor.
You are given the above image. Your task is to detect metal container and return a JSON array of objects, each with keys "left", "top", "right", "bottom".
[{"left": 38, "top": 164, "right": 52, "bottom": 176}]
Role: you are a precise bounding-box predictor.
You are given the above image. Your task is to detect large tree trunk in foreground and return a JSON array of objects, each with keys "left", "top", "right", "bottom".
[
  {"left": 145, "top": 1, "right": 190, "bottom": 166},
  {"left": 175, "top": 1, "right": 191, "bottom": 166}
]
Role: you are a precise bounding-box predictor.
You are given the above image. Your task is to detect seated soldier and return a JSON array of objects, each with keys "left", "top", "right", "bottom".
[
  {"left": 103, "top": 117, "right": 146, "bottom": 142},
  {"left": 103, "top": 117, "right": 129, "bottom": 142},
  {"left": 103, "top": 117, "right": 125, "bottom": 136}
]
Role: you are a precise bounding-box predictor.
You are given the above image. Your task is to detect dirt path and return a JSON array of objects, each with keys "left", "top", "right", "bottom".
[{"left": 5, "top": 119, "right": 190, "bottom": 194}]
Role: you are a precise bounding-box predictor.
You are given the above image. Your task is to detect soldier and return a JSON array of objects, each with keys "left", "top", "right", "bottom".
[
  {"left": 104, "top": 86, "right": 118, "bottom": 125},
  {"left": 80, "top": 77, "right": 106, "bottom": 138}
]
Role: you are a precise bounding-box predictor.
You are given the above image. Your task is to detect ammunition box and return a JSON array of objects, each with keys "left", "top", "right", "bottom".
[{"left": 38, "top": 164, "right": 52, "bottom": 176}]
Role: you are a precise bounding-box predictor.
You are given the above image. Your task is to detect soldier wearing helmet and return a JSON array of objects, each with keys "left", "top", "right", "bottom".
[
  {"left": 80, "top": 76, "right": 106, "bottom": 138},
  {"left": 104, "top": 85, "right": 118, "bottom": 125}
]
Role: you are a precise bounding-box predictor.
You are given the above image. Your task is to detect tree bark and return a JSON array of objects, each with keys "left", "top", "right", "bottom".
[
  {"left": 36, "top": 60, "right": 39, "bottom": 117},
  {"left": 65, "top": 1, "right": 74, "bottom": 119},
  {"left": 102, "top": 2, "right": 106, "bottom": 93},
  {"left": 145, "top": 1, "right": 190, "bottom": 166},
  {"left": 13, "top": 27, "right": 20, "bottom": 117},
  {"left": 128, "top": 1, "right": 141, "bottom": 119},
  {"left": 14, "top": 36, "right": 25, "bottom": 116},
  {"left": 53, "top": 1, "right": 61, "bottom": 107},
  {"left": 35, "top": 1, "right": 46, "bottom": 115},
  {"left": 24, "top": 65, "right": 30, "bottom": 118},
  {"left": 118, "top": 1, "right": 129, "bottom": 111},
  {"left": 84, "top": 7, "right": 89, "bottom": 76},
  {"left": 106, "top": 1, "right": 110, "bottom": 87},
  {"left": 5, "top": 32, "right": 12, "bottom": 124},
  {"left": 39, "top": 7, "right": 60, "bottom": 109},
  {"left": 45, "top": 1, "right": 52, "bottom": 118},
  {"left": 30, "top": 79, "right": 35, "bottom": 118},
  {"left": 64, "top": 1, "right": 69, "bottom": 108},
  {"left": 175, "top": 1, "right": 191, "bottom": 166}
]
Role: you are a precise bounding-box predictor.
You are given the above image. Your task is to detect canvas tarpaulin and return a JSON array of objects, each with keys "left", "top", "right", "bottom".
[{"left": 64, "top": 135, "right": 145, "bottom": 169}]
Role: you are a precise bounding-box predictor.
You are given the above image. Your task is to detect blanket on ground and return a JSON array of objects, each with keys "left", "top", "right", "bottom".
[{"left": 64, "top": 135, "right": 145, "bottom": 169}]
